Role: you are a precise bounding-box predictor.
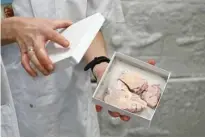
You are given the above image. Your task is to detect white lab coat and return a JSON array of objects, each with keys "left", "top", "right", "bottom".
[
  {"left": 1, "top": 58, "right": 20, "bottom": 137},
  {"left": 1, "top": 0, "right": 124, "bottom": 137}
]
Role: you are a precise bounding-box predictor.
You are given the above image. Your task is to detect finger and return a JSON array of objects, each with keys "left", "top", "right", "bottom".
[
  {"left": 33, "top": 38, "right": 54, "bottom": 72},
  {"left": 28, "top": 49, "right": 49, "bottom": 76},
  {"left": 120, "top": 115, "right": 130, "bottom": 121},
  {"left": 52, "top": 19, "right": 73, "bottom": 30},
  {"left": 108, "top": 111, "right": 120, "bottom": 117},
  {"left": 18, "top": 40, "right": 37, "bottom": 77},
  {"left": 147, "top": 59, "right": 156, "bottom": 65},
  {"left": 21, "top": 53, "right": 37, "bottom": 77},
  {"left": 17, "top": 39, "right": 27, "bottom": 54},
  {"left": 45, "top": 28, "right": 69, "bottom": 48},
  {"left": 95, "top": 105, "right": 103, "bottom": 112}
]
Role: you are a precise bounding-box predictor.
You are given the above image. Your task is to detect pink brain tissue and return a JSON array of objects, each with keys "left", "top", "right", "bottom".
[{"left": 104, "top": 72, "right": 161, "bottom": 113}]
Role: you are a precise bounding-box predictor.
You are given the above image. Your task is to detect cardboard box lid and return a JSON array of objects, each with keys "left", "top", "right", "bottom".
[{"left": 46, "top": 13, "right": 105, "bottom": 69}]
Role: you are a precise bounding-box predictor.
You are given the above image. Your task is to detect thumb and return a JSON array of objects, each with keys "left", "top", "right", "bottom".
[
  {"left": 46, "top": 29, "right": 70, "bottom": 48},
  {"left": 52, "top": 19, "right": 73, "bottom": 30}
]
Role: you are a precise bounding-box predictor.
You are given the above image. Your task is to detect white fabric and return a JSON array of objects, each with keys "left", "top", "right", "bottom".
[
  {"left": 1, "top": 57, "right": 20, "bottom": 137},
  {"left": 1, "top": 0, "right": 124, "bottom": 136}
]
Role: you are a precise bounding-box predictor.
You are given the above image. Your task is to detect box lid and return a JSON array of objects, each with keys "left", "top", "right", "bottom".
[{"left": 46, "top": 13, "right": 105, "bottom": 71}]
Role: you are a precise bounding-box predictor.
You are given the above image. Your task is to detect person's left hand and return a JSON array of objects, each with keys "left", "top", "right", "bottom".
[
  {"left": 93, "top": 62, "right": 131, "bottom": 121},
  {"left": 92, "top": 59, "right": 156, "bottom": 122}
]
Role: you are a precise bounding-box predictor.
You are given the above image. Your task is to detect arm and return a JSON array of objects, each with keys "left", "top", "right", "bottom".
[
  {"left": 1, "top": 18, "right": 16, "bottom": 46},
  {"left": 83, "top": 31, "right": 108, "bottom": 79},
  {"left": 1, "top": 39, "right": 15, "bottom": 46},
  {"left": 84, "top": 30, "right": 131, "bottom": 121}
]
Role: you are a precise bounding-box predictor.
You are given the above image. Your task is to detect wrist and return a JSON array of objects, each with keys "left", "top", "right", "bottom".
[
  {"left": 1, "top": 17, "right": 19, "bottom": 41},
  {"left": 84, "top": 56, "right": 110, "bottom": 80},
  {"left": 93, "top": 62, "right": 109, "bottom": 80}
]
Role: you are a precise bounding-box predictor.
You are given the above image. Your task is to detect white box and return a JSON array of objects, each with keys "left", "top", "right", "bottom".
[
  {"left": 35, "top": 13, "right": 105, "bottom": 75},
  {"left": 92, "top": 52, "right": 171, "bottom": 127}
]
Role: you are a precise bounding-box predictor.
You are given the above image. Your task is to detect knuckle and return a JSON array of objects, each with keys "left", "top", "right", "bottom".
[
  {"left": 52, "top": 32, "right": 58, "bottom": 38},
  {"left": 48, "top": 33, "right": 56, "bottom": 39},
  {"left": 27, "top": 25, "right": 39, "bottom": 34},
  {"left": 53, "top": 20, "right": 59, "bottom": 24}
]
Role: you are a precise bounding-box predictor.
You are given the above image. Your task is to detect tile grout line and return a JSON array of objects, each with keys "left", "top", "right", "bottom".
[{"left": 169, "top": 77, "right": 205, "bottom": 82}]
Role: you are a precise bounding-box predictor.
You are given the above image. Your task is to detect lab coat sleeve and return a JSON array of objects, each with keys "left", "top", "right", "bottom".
[{"left": 86, "top": 0, "right": 125, "bottom": 27}]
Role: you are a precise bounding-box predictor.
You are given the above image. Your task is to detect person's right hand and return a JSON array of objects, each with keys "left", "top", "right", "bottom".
[{"left": 4, "top": 17, "right": 72, "bottom": 77}]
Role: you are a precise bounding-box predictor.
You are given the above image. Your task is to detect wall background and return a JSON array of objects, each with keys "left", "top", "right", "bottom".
[{"left": 95, "top": 0, "right": 205, "bottom": 136}]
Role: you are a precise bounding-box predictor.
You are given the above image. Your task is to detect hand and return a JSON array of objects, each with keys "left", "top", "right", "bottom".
[
  {"left": 93, "top": 62, "right": 131, "bottom": 121},
  {"left": 2, "top": 17, "right": 72, "bottom": 77},
  {"left": 93, "top": 59, "right": 156, "bottom": 121}
]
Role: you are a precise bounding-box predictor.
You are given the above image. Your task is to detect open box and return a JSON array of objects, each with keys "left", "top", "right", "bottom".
[{"left": 92, "top": 52, "right": 171, "bottom": 127}]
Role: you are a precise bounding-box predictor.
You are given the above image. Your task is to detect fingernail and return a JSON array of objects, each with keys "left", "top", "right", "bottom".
[
  {"left": 120, "top": 115, "right": 130, "bottom": 121},
  {"left": 64, "top": 40, "right": 70, "bottom": 47},
  {"left": 32, "top": 73, "right": 37, "bottom": 77},
  {"left": 96, "top": 105, "right": 102, "bottom": 112},
  {"left": 108, "top": 111, "right": 120, "bottom": 117},
  {"left": 148, "top": 59, "right": 156, "bottom": 65},
  {"left": 48, "top": 64, "right": 54, "bottom": 72},
  {"left": 44, "top": 70, "right": 49, "bottom": 76}
]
